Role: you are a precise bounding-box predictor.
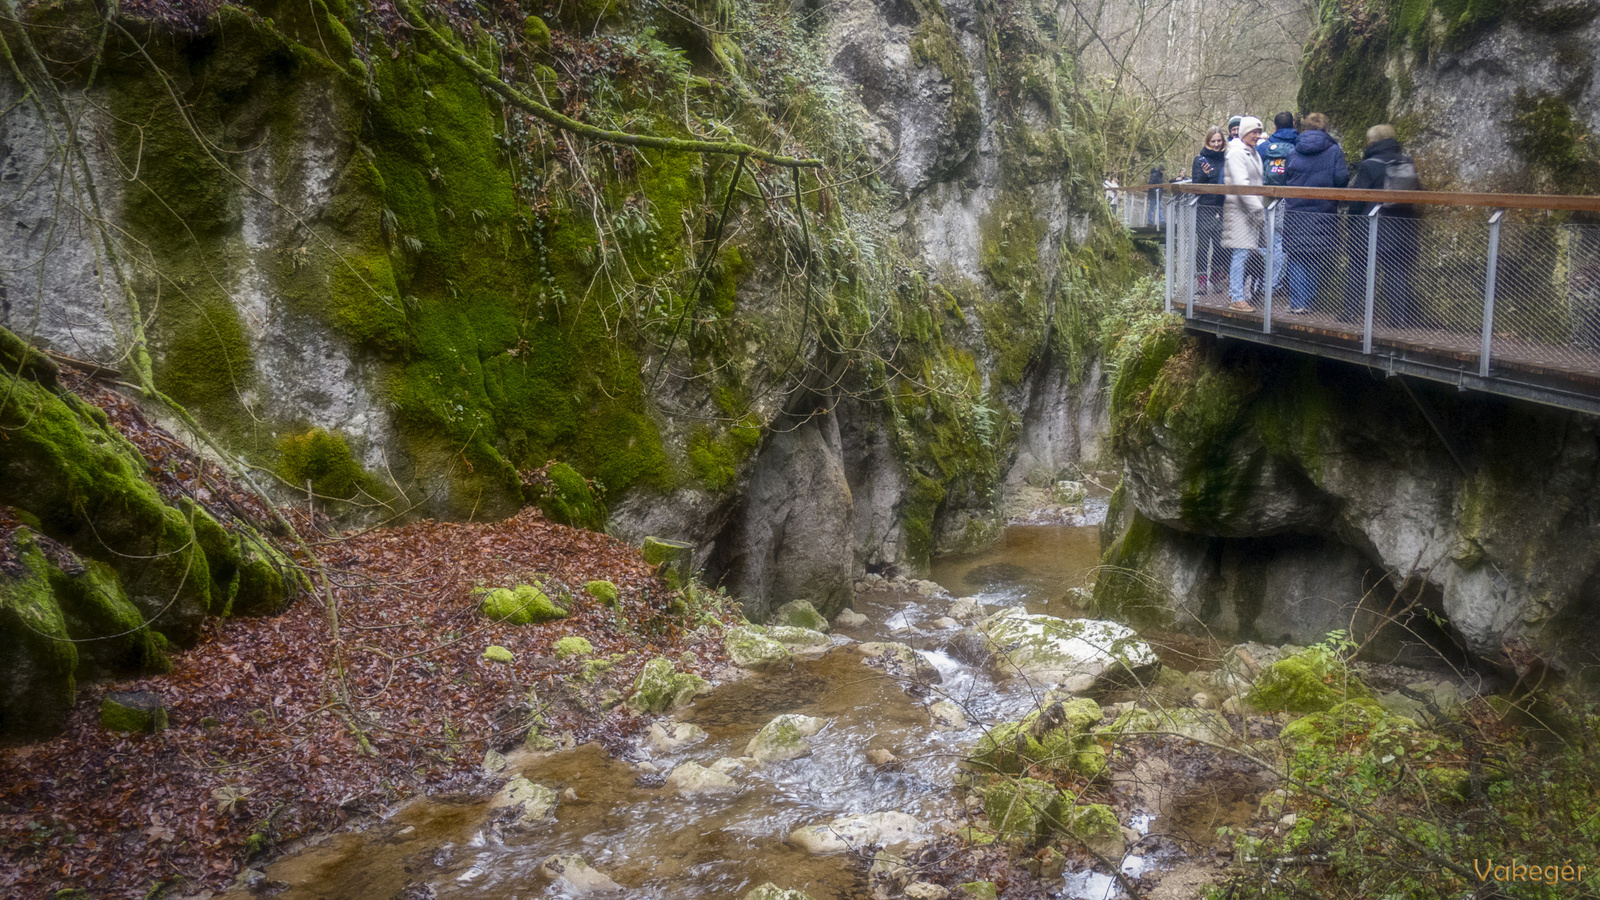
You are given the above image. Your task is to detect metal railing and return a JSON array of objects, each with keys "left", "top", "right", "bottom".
[
  {"left": 1113, "top": 187, "right": 1166, "bottom": 231},
  {"left": 1158, "top": 183, "right": 1600, "bottom": 414}
]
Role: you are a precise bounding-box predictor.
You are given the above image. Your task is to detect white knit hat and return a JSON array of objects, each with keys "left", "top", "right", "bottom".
[{"left": 1238, "top": 115, "right": 1264, "bottom": 136}]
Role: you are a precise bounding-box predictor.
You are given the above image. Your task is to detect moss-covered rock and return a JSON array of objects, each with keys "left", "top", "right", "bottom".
[
  {"left": 584, "top": 580, "right": 620, "bottom": 607},
  {"left": 968, "top": 697, "right": 1105, "bottom": 778},
  {"left": 531, "top": 462, "right": 607, "bottom": 531},
  {"left": 627, "top": 657, "right": 709, "bottom": 713},
  {"left": 479, "top": 584, "right": 567, "bottom": 625},
  {"left": 642, "top": 537, "right": 694, "bottom": 590},
  {"left": 723, "top": 625, "right": 792, "bottom": 668},
  {"left": 745, "top": 713, "right": 826, "bottom": 763},
  {"left": 1246, "top": 646, "right": 1367, "bottom": 714},
  {"left": 483, "top": 645, "right": 514, "bottom": 663},
  {"left": 554, "top": 636, "right": 594, "bottom": 658},
  {"left": 0, "top": 533, "right": 80, "bottom": 737},
  {"left": 1065, "top": 802, "right": 1123, "bottom": 859},
  {"left": 983, "top": 776, "right": 1063, "bottom": 843},
  {"left": 772, "top": 599, "right": 829, "bottom": 632},
  {"left": 978, "top": 610, "right": 1159, "bottom": 691},
  {"left": 100, "top": 691, "right": 168, "bottom": 733}
]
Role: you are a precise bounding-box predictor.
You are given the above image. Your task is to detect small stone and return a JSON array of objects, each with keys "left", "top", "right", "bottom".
[
  {"left": 866, "top": 748, "right": 900, "bottom": 767},
  {"left": 1192, "top": 692, "right": 1217, "bottom": 710},
  {"left": 1222, "top": 697, "right": 1244, "bottom": 716},
  {"left": 492, "top": 775, "right": 559, "bottom": 826},
  {"left": 635, "top": 760, "right": 660, "bottom": 774},
  {"left": 1277, "top": 813, "right": 1298, "bottom": 831},
  {"left": 538, "top": 854, "right": 621, "bottom": 894},
  {"left": 481, "top": 749, "right": 507, "bottom": 773},
  {"left": 647, "top": 721, "right": 709, "bottom": 753},
  {"left": 563, "top": 787, "right": 579, "bottom": 801},
  {"left": 746, "top": 714, "right": 827, "bottom": 763},
  {"left": 929, "top": 699, "right": 967, "bottom": 729},
  {"left": 742, "top": 885, "right": 815, "bottom": 900},
  {"left": 904, "top": 881, "right": 950, "bottom": 900},
  {"left": 947, "top": 598, "right": 982, "bottom": 620},
  {"left": 629, "top": 657, "right": 710, "bottom": 714},
  {"left": 835, "top": 609, "right": 869, "bottom": 627},
  {"left": 100, "top": 691, "right": 167, "bottom": 734},
  {"left": 789, "top": 812, "right": 927, "bottom": 854},
  {"left": 665, "top": 762, "right": 738, "bottom": 795},
  {"left": 710, "top": 757, "right": 748, "bottom": 776}
]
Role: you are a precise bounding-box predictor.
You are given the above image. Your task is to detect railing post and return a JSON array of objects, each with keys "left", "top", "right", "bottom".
[
  {"left": 1363, "top": 206, "right": 1380, "bottom": 354},
  {"left": 1164, "top": 193, "right": 1175, "bottom": 313},
  {"left": 1480, "top": 210, "right": 1505, "bottom": 378},
  {"left": 1263, "top": 199, "right": 1279, "bottom": 334},
  {"left": 1185, "top": 196, "right": 1200, "bottom": 317}
]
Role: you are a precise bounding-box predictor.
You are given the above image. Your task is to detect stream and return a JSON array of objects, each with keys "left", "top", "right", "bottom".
[{"left": 243, "top": 499, "right": 1223, "bottom": 900}]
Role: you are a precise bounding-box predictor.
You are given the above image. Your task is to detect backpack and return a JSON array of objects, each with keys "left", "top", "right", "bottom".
[
  {"left": 1380, "top": 155, "right": 1421, "bottom": 211},
  {"left": 1261, "top": 138, "right": 1294, "bottom": 186}
]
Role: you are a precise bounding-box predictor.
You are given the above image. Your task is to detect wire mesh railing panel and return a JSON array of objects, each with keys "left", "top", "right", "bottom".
[
  {"left": 1489, "top": 218, "right": 1600, "bottom": 375},
  {"left": 1370, "top": 211, "right": 1487, "bottom": 354}
]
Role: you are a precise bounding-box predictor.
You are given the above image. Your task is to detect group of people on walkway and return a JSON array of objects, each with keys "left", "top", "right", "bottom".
[{"left": 1185, "top": 111, "right": 1423, "bottom": 324}]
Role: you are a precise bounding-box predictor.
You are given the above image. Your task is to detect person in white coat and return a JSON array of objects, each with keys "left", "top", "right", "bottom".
[{"left": 1223, "top": 116, "right": 1266, "bottom": 310}]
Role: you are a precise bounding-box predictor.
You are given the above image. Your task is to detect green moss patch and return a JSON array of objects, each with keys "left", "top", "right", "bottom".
[{"left": 480, "top": 583, "right": 567, "bottom": 625}]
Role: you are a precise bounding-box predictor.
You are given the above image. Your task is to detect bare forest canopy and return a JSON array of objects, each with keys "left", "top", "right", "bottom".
[{"left": 1066, "top": 0, "right": 1314, "bottom": 179}]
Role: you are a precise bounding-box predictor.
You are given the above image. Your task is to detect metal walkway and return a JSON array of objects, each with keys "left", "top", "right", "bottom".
[{"left": 1146, "top": 183, "right": 1600, "bottom": 416}]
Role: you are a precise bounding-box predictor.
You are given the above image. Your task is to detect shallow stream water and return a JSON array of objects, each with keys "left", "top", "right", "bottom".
[{"left": 246, "top": 504, "right": 1198, "bottom": 900}]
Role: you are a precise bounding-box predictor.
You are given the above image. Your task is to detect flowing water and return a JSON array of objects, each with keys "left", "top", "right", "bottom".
[{"left": 248, "top": 503, "right": 1199, "bottom": 900}]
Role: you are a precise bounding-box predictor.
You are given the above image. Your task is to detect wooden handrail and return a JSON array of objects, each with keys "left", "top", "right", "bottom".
[{"left": 1117, "top": 182, "right": 1600, "bottom": 212}]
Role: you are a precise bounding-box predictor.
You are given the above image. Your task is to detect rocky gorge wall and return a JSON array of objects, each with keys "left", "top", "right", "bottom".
[
  {"left": 1299, "top": 0, "right": 1600, "bottom": 192},
  {"left": 0, "top": 0, "right": 1139, "bottom": 638}
]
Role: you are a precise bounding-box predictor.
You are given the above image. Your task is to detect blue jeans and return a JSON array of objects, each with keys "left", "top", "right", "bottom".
[
  {"left": 1229, "top": 249, "right": 1255, "bottom": 303},
  {"left": 1287, "top": 251, "right": 1331, "bottom": 312}
]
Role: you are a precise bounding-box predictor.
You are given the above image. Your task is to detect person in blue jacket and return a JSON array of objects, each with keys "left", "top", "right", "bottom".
[
  {"left": 1280, "top": 113, "right": 1346, "bottom": 314},
  {"left": 1191, "top": 127, "right": 1227, "bottom": 293}
]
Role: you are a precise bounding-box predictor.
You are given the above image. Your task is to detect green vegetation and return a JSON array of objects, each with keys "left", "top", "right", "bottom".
[
  {"left": 479, "top": 583, "right": 568, "bottom": 625},
  {"left": 278, "top": 429, "right": 367, "bottom": 499}
]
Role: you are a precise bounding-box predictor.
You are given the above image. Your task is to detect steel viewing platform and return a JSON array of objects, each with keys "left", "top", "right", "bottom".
[{"left": 1127, "top": 182, "right": 1600, "bottom": 416}]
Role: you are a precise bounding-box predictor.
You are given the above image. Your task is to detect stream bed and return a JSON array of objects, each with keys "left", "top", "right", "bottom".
[{"left": 239, "top": 504, "right": 1240, "bottom": 900}]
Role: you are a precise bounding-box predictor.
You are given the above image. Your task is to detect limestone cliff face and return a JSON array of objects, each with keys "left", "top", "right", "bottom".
[
  {"left": 0, "top": 0, "right": 1130, "bottom": 621},
  {"left": 1095, "top": 329, "right": 1600, "bottom": 675},
  {"left": 1299, "top": 0, "right": 1600, "bottom": 192}
]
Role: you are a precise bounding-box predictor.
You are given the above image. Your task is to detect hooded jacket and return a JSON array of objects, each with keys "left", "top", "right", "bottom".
[
  {"left": 1282, "top": 129, "right": 1347, "bottom": 249},
  {"left": 1222, "top": 137, "right": 1265, "bottom": 249}
]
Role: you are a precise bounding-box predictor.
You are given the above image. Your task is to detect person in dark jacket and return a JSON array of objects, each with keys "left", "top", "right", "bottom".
[
  {"left": 1280, "top": 113, "right": 1345, "bottom": 314},
  {"left": 1146, "top": 166, "right": 1165, "bottom": 227},
  {"left": 1342, "top": 124, "right": 1424, "bottom": 326},
  {"left": 1191, "top": 127, "right": 1227, "bottom": 293}
]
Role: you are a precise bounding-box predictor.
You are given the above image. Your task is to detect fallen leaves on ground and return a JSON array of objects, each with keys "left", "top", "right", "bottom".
[{"left": 1, "top": 379, "right": 737, "bottom": 900}]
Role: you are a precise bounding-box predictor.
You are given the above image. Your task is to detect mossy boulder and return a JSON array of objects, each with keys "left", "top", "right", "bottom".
[
  {"left": 983, "top": 776, "right": 1063, "bottom": 843},
  {"left": 1, "top": 536, "right": 80, "bottom": 737},
  {"left": 532, "top": 462, "right": 607, "bottom": 531},
  {"left": 480, "top": 584, "right": 567, "bottom": 625},
  {"left": 0, "top": 363, "right": 215, "bottom": 645},
  {"left": 642, "top": 537, "right": 694, "bottom": 590},
  {"left": 958, "top": 882, "right": 998, "bottom": 900},
  {"left": 100, "top": 691, "right": 168, "bottom": 733},
  {"left": 968, "top": 698, "right": 1106, "bottom": 778},
  {"left": 978, "top": 610, "right": 1159, "bottom": 692},
  {"left": 554, "top": 636, "right": 594, "bottom": 658},
  {"left": 1279, "top": 698, "right": 1410, "bottom": 748},
  {"left": 772, "top": 599, "right": 829, "bottom": 633},
  {"left": 1245, "top": 646, "right": 1366, "bottom": 714},
  {"left": 1098, "top": 706, "right": 1233, "bottom": 745},
  {"left": 483, "top": 645, "right": 514, "bottom": 664},
  {"left": 723, "top": 625, "right": 792, "bottom": 668},
  {"left": 584, "top": 580, "right": 620, "bottom": 607},
  {"left": 1066, "top": 802, "right": 1123, "bottom": 859},
  {"left": 745, "top": 713, "right": 826, "bottom": 764},
  {"left": 628, "top": 657, "right": 709, "bottom": 713}
]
